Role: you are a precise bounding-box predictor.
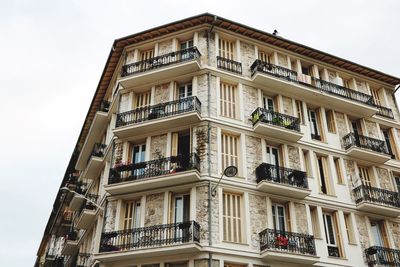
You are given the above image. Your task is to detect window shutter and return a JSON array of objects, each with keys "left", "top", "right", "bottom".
[
  {"left": 380, "top": 221, "right": 390, "bottom": 248},
  {"left": 171, "top": 133, "right": 178, "bottom": 157},
  {"left": 285, "top": 202, "right": 292, "bottom": 232},
  {"left": 333, "top": 212, "right": 344, "bottom": 258}
]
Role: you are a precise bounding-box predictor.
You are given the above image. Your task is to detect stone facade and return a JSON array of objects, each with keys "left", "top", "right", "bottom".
[
  {"left": 197, "top": 30, "right": 216, "bottom": 67},
  {"left": 277, "top": 53, "right": 289, "bottom": 68},
  {"left": 376, "top": 167, "right": 393, "bottom": 191},
  {"left": 154, "top": 83, "right": 170, "bottom": 104},
  {"left": 246, "top": 135, "right": 262, "bottom": 182},
  {"left": 240, "top": 41, "right": 256, "bottom": 78},
  {"left": 144, "top": 193, "right": 164, "bottom": 226},
  {"left": 355, "top": 214, "right": 370, "bottom": 250},
  {"left": 249, "top": 194, "right": 268, "bottom": 249},
  {"left": 335, "top": 111, "right": 348, "bottom": 145},
  {"left": 196, "top": 185, "right": 219, "bottom": 245},
  {"left": 150, "top": 134, "right": 168, "bottom": 159},
  {"left": 364, "top": 120, "right": 380, "bottom": 139},
  {"left": 287, "top": 145, "right": 301, "bottom": 170},
  {"left": 282, "top": 96, "right": 294, "bottom": 116},
  {"left": 389, "top": 222, "right": 400, "bottom": 249},
  {"left": 243, "top": 85, "right": 258, "bottom": 127},
  {"left": 295, "top": 203, "right": 308, "bottom": 234},
  {"left": 385, "top": 88, "right": 400, "bottom": 121},
  {"left": 209, "top": 126, "right": 218, "bottom": 175},
  {"left": 194, "top": 259, "right": 219, "bottom": 267},
  {"left": 158, "top": 39, "right": 173, "bottom": 55},
  {"left": 104, "top": 200, "right": 117, "bottom": 232},
  {"left": 356, "top": 80, "right": 370, "bottom": 94},
  {"left": 197, "top": 74, "right": 218, "bottom": 117}
]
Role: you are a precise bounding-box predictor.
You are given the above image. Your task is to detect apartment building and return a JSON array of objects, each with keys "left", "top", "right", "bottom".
[{"left": 35, "top": 13, "right": 400, "bottom": 267}]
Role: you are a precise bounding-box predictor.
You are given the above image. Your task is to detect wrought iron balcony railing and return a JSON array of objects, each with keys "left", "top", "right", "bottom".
[
  {"left": 109, "top": 153, "right": 200, "bottom": 185},
  {"left": 79, "top": 194, "right": 98, "bottom": 213},
  {"left": 76, "top": 253, "right": 92, "bottom": 267},
  {"left": 365, "top": 246, "right": 400, "bottom": 266},
  {"left": 251, "top": 107, "right": 300, "bottom": 132},
  {"left": 374, "top": 104, "right": 395, "bottom": 119},
  {"left": 116, "top": 96, "right": 201, "bottom": 128},
  {"left": 99, "top": 100, "right": 111, "bottom": 113},
  {"left": 311, "top": 133, "right": 322, "bottom": 141},
  {"left": 91, "top": 143, "right": 106, "bottom": 158},
  {"left": 100, "top": 221, "right": 200, "bottom": 253},
  {"left": 255, "top": 163, "right": 309, "bottom": 189},
  {"left": 121, "top": 47, "right": 200, "bottom": 77},
  {"left": 353, "top": 185, "right": 400, "bottom": 208},
  {"left": 343, "top": 133, "right": 389, "bottom": 155},
  {"left": 259, "top": 228, "right": 316, "bottom": 256},
  {"left": 250, "top": 60, "right": 374, "bottom": 106},
  {"left": 216, "top": 56, "right": 242, "bottom": 74}
]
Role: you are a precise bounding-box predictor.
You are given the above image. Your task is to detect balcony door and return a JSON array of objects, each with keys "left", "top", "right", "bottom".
[
  {"left": 180, "top": 40, "right": 193, "bottom": 60},
  {"left": 308, "top": 109, "right": 320, "bottom": 140},
  {"left": 130, "top": 144, "right": 146, "bottom": 177},
  {"left": 266, "top": 145, "right": 280, "bottom": 182},
  {"left": 263, "top": 96, "right": 274, "bottom": 111},
  {"left": 272, "top": 203, "right": 287, "bottom": 233},
  {"left": 172, "top": 194, "right": 190, "bottom": 241},
  {"left": 370, "top": 221, "right": 389, "bottom": 247},
  {"left": 171, "top": 132, "right": 191, "bottom": 171},
  {"left": 176, "top": 84, "right": 193, "bottom": 111},
  {"left": 323, "top": 213, "right": 340, "bottom": 257},
  {"left": 123, "top": 200, "right": 141, "bottom": 246}
]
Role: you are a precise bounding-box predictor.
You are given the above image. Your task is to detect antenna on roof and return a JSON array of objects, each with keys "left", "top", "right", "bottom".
[{"left": 272, "top": 29, "right": 279, "bottom": 36}]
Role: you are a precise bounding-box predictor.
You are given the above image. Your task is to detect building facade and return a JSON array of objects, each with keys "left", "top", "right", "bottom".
[{"left": 35, "top": 14, "right": 400, "bottom": 267}]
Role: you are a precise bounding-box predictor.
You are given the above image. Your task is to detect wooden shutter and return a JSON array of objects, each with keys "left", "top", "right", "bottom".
[
  {"left": 223, "top": 192, "right": 242, "bottom": 243},
  {"left": 221, "top": 133, "right": 239, "bottom": 171},
  {"left": 316, "top": 108, "right": 325, "bottom": 141},
  {"left": 171, "top": 133, "right": 178, "bottom": 157},
  {"left": 258, "top": 51, "right": 269, "bottom": 62},
  {"left": 380, "top": 221, "right": 390, "bottom": 248},
  {"left": 220, "top": 82, "right": 237, "bottom": 119},
  {"left": 333, "top": 212, "right": 344, "bottom": 258},
  {"left": 127, "top": 143, "right": 133, "bottom": 164},
  {"left": 219, "top": 38, "right": 234, "bottom": 59},
  {"left": 141, "top": 49, "right": 154, "bottom": 60},
  {"left": 285, "top": 202, "right": 292, "bottom": 232},
  {"left": 334, "top": 158, "right": 344, "bottom": 184}
]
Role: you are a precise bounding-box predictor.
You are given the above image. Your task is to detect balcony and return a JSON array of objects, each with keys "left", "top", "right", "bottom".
[
  {"left": 44, "top": 256, "right": 64, "bottom": 267},
  {"left": 105, "top": 153, "right": 200, "bottom": 195},
  {"left": 114, "top": 96, "right": 201, "bottom": 139},
  {"left": 76, "top": 100, "right": 110, "bottom": 171},
  {"left": 256, "top": 163, "right": 310, "bottom": 198},
  {"left": 119, "top": 47, "right": 201, "bottom": 88},
  {"left": 251, "top": 107, "right": 302, "bottom": 142},
  {"left": 259, "top": 229, "right": 318, "bottom": 264},
  {"left": 216, "top": 56, "right": 242, "bottom": 74},
  {"left": 96, "top": 221, "right": 200, "bottom": 262},
  {"left": 61, "top": 231, "right": 79, "bottom": 256},
  {"left": 69, "top": 182, "right": 88, "bottom": 211},
  {"left": 76, "top": 194, "right": 99, "bottom": 229},
  {"left": 82, "top": 143, "right": 107, "bottom": 180},
  {"left": 250, "top": 60, "right": 377, "bottom": 118},
  {"left": 343, "top": 133, "right": 391, "bottom": 164},
  {"left": 76, "top": 253, "right": 92, "bottom": 267},
  {"left": 365, "top": 246, "right": 400, "bottom": 267},
  {"left": 374, "top": 104, "right": 395, "bottom": 120},
  {"left": 353, "top": 185, "right": 400, "bottom": 217}
]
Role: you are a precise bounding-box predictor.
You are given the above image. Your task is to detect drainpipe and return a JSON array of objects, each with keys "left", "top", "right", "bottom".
[{"left": 207, "top": 15, "right": 217, "bottom": 267}]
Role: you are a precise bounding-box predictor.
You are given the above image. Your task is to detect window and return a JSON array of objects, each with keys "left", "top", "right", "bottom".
[
  {"left": 323, "top": 212, "right": 343, "bottom": 258},
  {"left": 370, "top": 221, "right": 389, "bottom": 247},
  {"left": 358, "top": 166, "right": 372, "bottom": 187},
  {"left": 325, "top": 110, "right": 336, "bottom": 133},
  {"left": 258, "top": 50, "right": 270, "bottom": 62},
  {"left": 310, "top": 206, "right": 321, "bottom": 238},
  {"left": 309, "top": 109, "right": 321, "bottom": 140},
  {"left": 219, "top": 38, "right": 234, "bottom": 60},
  {"left": 123, "top": 200, "right": 141, "bottom": 230},
  {"left": 371, "top": 89, "right": 381, "bottom": 106},
  {"left": 221, "top": 133, "right": 239, "bottom": 171},
  {"left": 135, "top": 91, "right": 151, "bottom": 108},
  {"left": 223, "top": 192, "right": 243, "bottom": 243},
  {"left": 140, "top": 49, "right": 154, "bottom": 61},
  {"left": 128, "top": 143, "right": 146, "bottom": 176},
  {"left": 265, "top": 145, "right": 280, "bottom": 167},
  {"left": 220, "top": 82, "right": 237, "bottom": 119},
  {"left": 172, "top": 194, "right": 190, "bottom": 223},
  {"left": 382, "top": 129, "right": 395, "bottom": 159},
  {"left": 334, "top": 158, "right": 344, "bottom": 184},
  {"left": 296, "top": 100, "right": 304, "bottom": 124},
  {"left": 178, "top": 84, "right": 192, "bottom": 99},
  {"left": 263, "top": 96, "right": 274, "bottom": 111},
  {"left": 180, "top": 40, "right": 193, "bottom": 50},
  {"left": 344, "top": 213, "right": 355, "bottom": 244},
  {"left": 317, "top": 156, "right": 332, "bottom": 194},
  {"left": 272, "top": 203, "right": 289, "bottom": 232}
]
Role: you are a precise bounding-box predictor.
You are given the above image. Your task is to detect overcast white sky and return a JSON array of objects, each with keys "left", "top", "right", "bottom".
[{"left": 0, "top": 0, "right": 399, "bottom": 266}]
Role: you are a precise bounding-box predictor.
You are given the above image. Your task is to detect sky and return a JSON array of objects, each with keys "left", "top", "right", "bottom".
[{"left": 0, "top": 0, "right": 399, "bottom": 266}]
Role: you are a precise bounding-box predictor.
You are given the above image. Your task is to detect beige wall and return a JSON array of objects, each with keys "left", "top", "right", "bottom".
[
  {"left": 249, "top": 194, "right": 268, "bottom": 249},
  {"left": 246, "top": 135, "right": 262, "bottom": 182},
  {"left": 150, "top": 134, "right": 168, "bottom": 159},
  {"left": 243, "top": 84, "right": 258, "bottom": 127},
  {"left": 144, "top": 193, "right": 164, "bottom": 226},
  {"left": 240, "top": 41, "right": 256, "bottom": 77},
  {"left": 154, "top": 83, "right": 170, "bottom": 104}
]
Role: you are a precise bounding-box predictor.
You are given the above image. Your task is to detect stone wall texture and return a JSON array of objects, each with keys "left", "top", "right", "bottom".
[
  {"left": 356, "top": 81, "right": 370, "bottom": 95},
  {"left": 277, "top": 53, "right": 289, "bottom": 68},
  {"left": 377, "top": 168, "right": 393, "bottom": 191},
  {"left": 104, "top": 200, "right": 117, "bottom": 232},
  {"left": 389, "top": 222, "right": 400, "bottom": 249},
  {"left": 282, "top": 96, "right": 294, "bottom": 116},
  {"left": 243, "top": 85, "right": 258, "bottom": 127},
  {"left": 194, "top": 259, "right": 219, "bottom": 267},
  {"left": 355, "top": 215, "right": 370, "bottom": 250},
  {"left": 150, "top": 134, "right": 168, "bottom": 159},
  {"left": 240, "top": 41, "right": 256, "bottom": 78},
  {"left": 197, "top": 74, "right": 218, "bottom": 117},
  {"left": 249, "top": 194, "right": 268, "bottom": 249},
  {"left": 288, "top": 145, "right": 301, "bottom": 170},
  {"left": 385, "top": 88, "right": 400, "bottom": 121},
  {"left": 364, "top": 120, "right": 380, "bottom": 139},
  {"left": 295, "top": 203, "right": 308, "bottom": 234},
  {"left": 246, "top": 135, "right": 262, "bottom": 182},
  {"left": 335, "top": 112, "right": 348, "bottom": 146},
  {"left": 158, "top": 39, "right": 173, "bottom": 55},
  {"left": 144, "top": 193, "right": 164, "bottom": 226},
  {"left": 154, "top": 83, "right": 170, "bottom": 104},
  {"left": 197, "top": 30, "right": 216, "bottom": 66},
  {"left": 196, "top": 185, "right": 219, "bottom": 245}
]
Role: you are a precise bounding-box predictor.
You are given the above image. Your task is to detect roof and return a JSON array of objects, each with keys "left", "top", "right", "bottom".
[{"left": 36, "top": 12, "right": 400, "bottom": 259}]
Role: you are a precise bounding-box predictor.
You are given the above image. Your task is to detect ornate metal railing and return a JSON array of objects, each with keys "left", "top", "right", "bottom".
[
  {"left": 76, "top": 253, "right": 92, "bottom": 267},
  {"left": 255, "top": 163, "right": 309, "bottom": 189},
  {"left": 121, "top": 47, "right": 200, "bottom": 77},
  {"left": 250, "top": 60, "right": 374, "bottom": 106},
  {"left": 311, "top": 133, "right": 321, "bottom": 141},
  {"left": 116, "top": 96, "right": 201, "bottom": 128},
  {"left": 365, "top": 246, "right": 400, "bottom": 266},
  {"left": 100, "top": 221, "right": 200, "bottom": 252},
  {"left": 353, "top": 185, "right": 400, "bottom": 208},
  {"left": 343, "top": 133, "right": 389, "bottom": 155},
  {"left": 109, "top": 153, "right": 200, "bottom": 184},
  {"left": 52, "top": 256, "right": 64, "bottom": 267},
  {"left": 251, "top": 107, "right": 301, "bottom": 132},
  {"left": 91, "top": 143, "right": 106, "bottom": 158},
  {"left": 99, "top": 100, "right": 111, "bottom": 113},
  {"left": 259, "top": 228, "right": 316, "bottom": 256},
  {"left": 216, "top": 56, "right": 242, "bottom": 74},
  {"left": 374, "top": 104, "right": 394, "bottom": 119},
  {"left": 79, "top": 194, "right": 98, "bottom": 213},
  {"left": 328, "top": 245, "right": 340, "bottom": 257}
]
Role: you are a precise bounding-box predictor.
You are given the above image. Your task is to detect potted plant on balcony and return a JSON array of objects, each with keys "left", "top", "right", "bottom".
[{"left": 276, "top": 235, "right": 289, "bottom": 248}]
